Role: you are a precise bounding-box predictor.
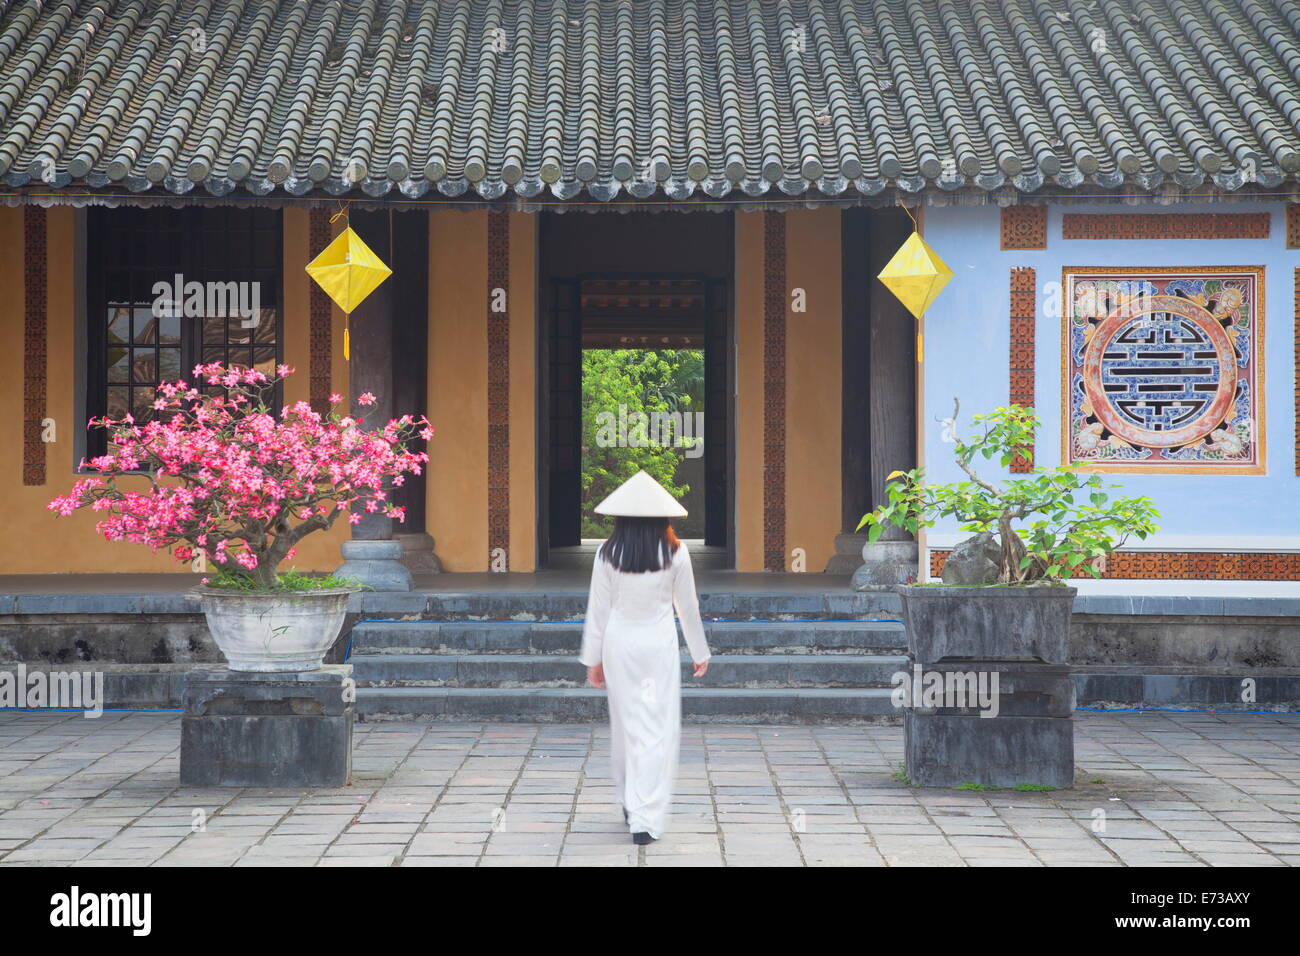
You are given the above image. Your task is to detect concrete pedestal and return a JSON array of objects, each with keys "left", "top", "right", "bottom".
[
  {"left": 180, "top": 666, "right": 353, "bottom": 788},
  {"left": 336, "top": 539, "right": 413, "bottom": 591},
  {"left": 851, "top": 540, "right": 919, "bottom": 591},
  {"left": 901, "top": 659, "right": 1074, "bottom": 787},
  {"left": 905, "top": 709, "right": 1074, "bottom": 789}
]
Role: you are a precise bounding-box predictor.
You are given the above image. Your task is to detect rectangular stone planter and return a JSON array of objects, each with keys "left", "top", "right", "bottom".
[
  {"left": 897, "top": 584, "right": 1075, "bottom": 663},
  {"left": 897, "top": 585, "right": 1077, "bottom": 789},
  {"left": 180, "top": 665, "right": 353, "bottom": 788}
]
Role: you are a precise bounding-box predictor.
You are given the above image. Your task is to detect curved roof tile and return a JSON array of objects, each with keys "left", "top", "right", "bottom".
[{"left": 0, "top": 0, "right": 1297, "bottom": 201}]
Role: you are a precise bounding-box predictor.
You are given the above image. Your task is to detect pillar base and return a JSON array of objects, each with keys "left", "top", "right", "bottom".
[
  {"left": 851, "top": 540, "right": 919, "bottom": 591},
  {"left": 824, "top": 533, "right": 868, "bottom": 573},
  {"left": 336, "top": 539, "right": 413, "bottom": 592},
  {"left": 395, "top": 532, "right": 442, "bottom": 573}
]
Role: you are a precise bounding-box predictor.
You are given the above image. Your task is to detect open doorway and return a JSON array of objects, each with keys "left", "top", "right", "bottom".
[
  {"left": 538, "top": 214, "right": 734, "bottom": 569},
  {"left": 578, "top": 278, "right": 714, "bottom": 547}
]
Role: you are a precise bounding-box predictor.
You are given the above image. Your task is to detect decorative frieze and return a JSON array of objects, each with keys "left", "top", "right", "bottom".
[
  {"left": 487, "top": 209, "right": 510, "bottom": 564},
  {"left": 23, "top": 206, "right": 47, "bottom": 486},
  {"left": 1000, "top": 206, "right": 1047, "bottom": 250},
  {"left": 763, "top": 211, "right": 786, "bottom": 572},
  {"left": 308, "top": 208, "right": 333, "bottom": 416},
  {"left": 1286, "top": 205, "right": 1300, "bottom": 249},
  {"left": 1062, "top": 213, "right": 1269, "bottom": 241},
  {"left": 932, "top": 549, "right": 1300, "bottom": 581},
  {"left": 1009, "top": 267, "right": 1036, "bottom": 473}
]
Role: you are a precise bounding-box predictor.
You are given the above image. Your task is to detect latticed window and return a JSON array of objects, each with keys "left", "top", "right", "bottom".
[{"left": 86, "top": 207, "right": 281, "bottom": 457}]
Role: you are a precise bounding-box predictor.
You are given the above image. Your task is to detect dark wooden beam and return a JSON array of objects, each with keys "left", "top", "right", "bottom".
[
  {"left": 346, "top": 208, "right": 397, "bottom": 541},
  {"left": 867, "top": 209, "right": 917, "bottom": 539},
  {"left": 390, "top": 210, "right": 429, "bottom": 533}
]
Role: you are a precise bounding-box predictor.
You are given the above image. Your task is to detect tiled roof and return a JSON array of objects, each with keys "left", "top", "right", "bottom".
[{"left": 1, "top": 0, "right": 1299, "bottom": 203}]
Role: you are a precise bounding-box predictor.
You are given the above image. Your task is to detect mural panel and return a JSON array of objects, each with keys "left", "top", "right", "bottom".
[{"left": 1062, "top": 267, "right": 1264, "bottom": 474}]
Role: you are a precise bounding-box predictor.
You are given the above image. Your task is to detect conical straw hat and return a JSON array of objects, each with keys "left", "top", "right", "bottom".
[{"left": 593, "top": 470, "right": 688, "bottom": 517}]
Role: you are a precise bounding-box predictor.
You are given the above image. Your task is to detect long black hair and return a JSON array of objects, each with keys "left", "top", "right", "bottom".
[{"left": 598, "top": 516, "right": 681, "bottom": 573}]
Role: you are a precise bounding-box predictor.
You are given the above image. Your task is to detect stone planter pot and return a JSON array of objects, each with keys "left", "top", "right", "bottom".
[
  {"left": 896, "top": 584, "right": 1076, "bottom": 664},
  {"left": 187, "top": 587, "right": 358, "bottom": 673},
  {"left": 895, "top": 584, "right": 1078, "bottom": 789}
]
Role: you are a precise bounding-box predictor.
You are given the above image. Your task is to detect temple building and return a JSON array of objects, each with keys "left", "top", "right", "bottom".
[{"left": 3, "top": 0, "right": 1300, "bottom": 581}]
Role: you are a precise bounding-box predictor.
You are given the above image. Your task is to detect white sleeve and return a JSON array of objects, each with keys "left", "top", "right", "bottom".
[
  {"left": 672, "top": 544, "right": 711, "bottom": 664},
  {"left": 579, "top": 551, "right": 613, "bottom": 667}
]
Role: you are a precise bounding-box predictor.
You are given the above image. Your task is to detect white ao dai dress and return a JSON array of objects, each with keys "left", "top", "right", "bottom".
[{"left": 579, "top": 542, "right": 711, "bottom": 839}]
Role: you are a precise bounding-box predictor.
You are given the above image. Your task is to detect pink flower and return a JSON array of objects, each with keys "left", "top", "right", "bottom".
[
  {"left": 49, "top": 363, "right": 430, "bottom": 584},
  {"left": 357, "top": 393, "right": 377, "bottom": 407}
]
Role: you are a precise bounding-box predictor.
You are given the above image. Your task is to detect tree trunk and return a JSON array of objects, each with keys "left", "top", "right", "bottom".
[{"left": 998, "top": 515, "right": 1027, "bottom": 584}]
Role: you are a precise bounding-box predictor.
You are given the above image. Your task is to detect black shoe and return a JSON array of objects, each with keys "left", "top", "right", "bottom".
[{"left": 632, "top": 831, "right": 654, "bottom": 845}]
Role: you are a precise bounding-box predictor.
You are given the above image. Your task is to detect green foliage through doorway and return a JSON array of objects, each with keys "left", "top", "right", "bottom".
[{"left": 581, "top": 349, "right": 705, "bottom": 538}]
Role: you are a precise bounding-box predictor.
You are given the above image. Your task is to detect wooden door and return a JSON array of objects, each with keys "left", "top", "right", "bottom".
[{"left": 546, "top": 278, "right": 582, "bottom": 550}]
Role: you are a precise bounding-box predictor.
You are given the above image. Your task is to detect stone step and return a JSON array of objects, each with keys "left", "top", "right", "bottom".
[
  {"left": 346, "top": 589, "right": 902, "bottom": 622},
  {"left": 355, "top": 685, "right": 898, "bottom": 721},
  {"left": 24, "top": 665, "right": 1299, "bottom": 714},
  {"left": 348, "top": 615, "right": 909, "bottom": 718},
  {"left": 349, "top": 619, "right": 907, "bottom": 655},
  {"left": 1074, "top": 667, "right": 1300, "bottom": 709},
  {"left": 350, "top": 652, "right": 910, "bottom": 687}
]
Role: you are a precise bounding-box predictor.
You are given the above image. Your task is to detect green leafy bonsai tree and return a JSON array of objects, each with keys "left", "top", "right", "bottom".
[{"left": 858, "top": 403, "right": 1160, "bottom": 584}]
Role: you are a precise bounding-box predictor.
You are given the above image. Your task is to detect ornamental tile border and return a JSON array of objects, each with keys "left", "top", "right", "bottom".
[
  {"left": 487, "top": 208, "right": 510, "bottom": 564},
  {"left": 1000, "top": 206, "right": 1047, "bottom": 250},
  {"left": 23, "top": 206, "right": 46, "bottom": 487},
  {"left": 1286, "top": 205, "right": 1300, "bottom": 249},
  {"left": 763, "top": 211, "right": 786, "bottom": 572},
  {"left": 931, "top": 549, "right": 1300, "bottom": 581},
  {"left": 1009, "top": 266, "right": 1036, "bottom": 473},
  {"left": 1061, "top": 213, "right": 1270, "bottom": 240},
  {"left": 308, "top": 208, "right": 333, "bottom": 416}
]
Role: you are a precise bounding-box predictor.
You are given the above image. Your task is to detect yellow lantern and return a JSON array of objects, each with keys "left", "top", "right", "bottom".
[
  {"left": 305, "top": 225, "right": 393, "bottom": 360},
  {"left": 877, "top": 231, "right": 953, "bottom": 321},
  {"left": 877, "top": 230, "right": 952, "bottom": 363}
]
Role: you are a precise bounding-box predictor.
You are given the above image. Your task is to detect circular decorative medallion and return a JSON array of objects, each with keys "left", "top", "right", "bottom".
[{"left": 1081, "top": 294, "right": 1237, "bottom": 449}]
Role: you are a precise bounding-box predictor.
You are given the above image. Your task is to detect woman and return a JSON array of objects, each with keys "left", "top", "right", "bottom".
[{"left": 579, "top": 470, "right": 711, "bottom": 846}]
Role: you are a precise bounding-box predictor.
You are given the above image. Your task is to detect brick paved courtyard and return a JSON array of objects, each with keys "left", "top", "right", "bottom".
[{"left": 0, "top": 712, "right": 1295, "bottom": 867}]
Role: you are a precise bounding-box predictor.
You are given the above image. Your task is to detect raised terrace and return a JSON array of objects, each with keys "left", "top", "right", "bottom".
[{"left": 2, "top": 573, "right": 1297, "bottom": 717}]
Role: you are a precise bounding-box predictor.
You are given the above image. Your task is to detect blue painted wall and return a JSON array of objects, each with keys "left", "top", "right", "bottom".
[{"left": 920, "top": 201, "right": 1296, "bottom": 553}]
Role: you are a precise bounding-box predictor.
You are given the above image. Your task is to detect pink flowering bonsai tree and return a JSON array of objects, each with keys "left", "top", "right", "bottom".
[{"left": 49, "top": 363, "right": 432, "bottom": 591}]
